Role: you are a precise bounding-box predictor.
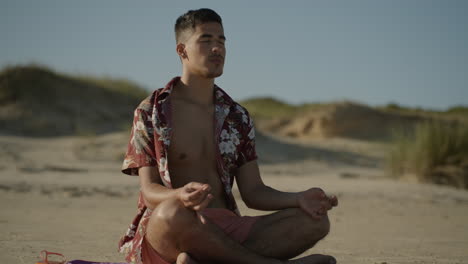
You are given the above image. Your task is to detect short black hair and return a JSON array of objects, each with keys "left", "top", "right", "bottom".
[{"left": 175, "top": 8, "right": 223, "bottom": 43}]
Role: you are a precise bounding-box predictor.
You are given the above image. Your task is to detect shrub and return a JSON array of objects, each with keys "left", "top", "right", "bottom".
[
  {"left": 387, "top": 121, "right": 468, "bottom": 189},
  {"left": 240, "top": 97, "right": 297, "bottom": 120}
]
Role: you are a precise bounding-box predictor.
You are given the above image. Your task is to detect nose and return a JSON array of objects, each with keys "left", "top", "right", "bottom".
[{"left": 211, "top": 43, "right": 224, "bottom": 55}]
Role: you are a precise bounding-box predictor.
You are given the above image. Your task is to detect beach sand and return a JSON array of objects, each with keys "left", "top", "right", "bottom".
[{"left": 1, "top": 133, "right": 467, "bottom": 264}]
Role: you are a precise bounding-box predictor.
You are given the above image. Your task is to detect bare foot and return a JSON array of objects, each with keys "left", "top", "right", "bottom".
[
  {"left": 176, "top": 252, "right": 198, "bottom": 264},
  {"left": 288, "top": 254, "right": 336, "bottom": 264}
]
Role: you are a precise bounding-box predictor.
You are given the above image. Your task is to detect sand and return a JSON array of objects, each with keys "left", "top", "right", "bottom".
[{"left": 1, "top": 132, "right": 468, "bottom": 264}]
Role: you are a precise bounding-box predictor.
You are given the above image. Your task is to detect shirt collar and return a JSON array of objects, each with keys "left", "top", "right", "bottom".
[
  {"left": 155, "top": 76, "right": 178, "bottom": 103},
  {"left": 157, "top": 76, "right": 233, "bottom": 108}
]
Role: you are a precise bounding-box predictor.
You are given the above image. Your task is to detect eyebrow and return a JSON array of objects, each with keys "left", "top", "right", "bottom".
[{"left": 199, "top": 34, "right": 226, "bottom": 41}]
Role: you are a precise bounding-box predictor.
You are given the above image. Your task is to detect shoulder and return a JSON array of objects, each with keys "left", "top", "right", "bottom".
[
  {"left": 231, "top": 101, "right": 253, "bottom": 126},
  {"left": 215, "top": 86, "right": 252, "bottom": 117},
  {"left": 135, "top": 88, "right": 164, "bottom": 113},
  {"left": 225, "top": 95, "right": 255, "bottom": 132},
  {"left": 233, "top": 102, "right": 250, "bottom": 116}
]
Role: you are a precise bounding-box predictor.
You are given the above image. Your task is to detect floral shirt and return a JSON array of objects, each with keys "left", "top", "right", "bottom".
[{"left": 118, "top": 77, "right": 257, "bottom": 264}]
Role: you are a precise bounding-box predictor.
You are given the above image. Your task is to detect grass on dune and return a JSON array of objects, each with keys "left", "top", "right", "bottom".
[
  {"left": 0, "top": 63, "right": 149, "bottom": 136},
  {"left": 387, "top": 121, "right": 468, "bottom": 189},
  {"left": 0, "top": 63, "right": 148, "bottom": 103},
  {"left": 240, "top": 97, "right": 325, "bottom": 120}
]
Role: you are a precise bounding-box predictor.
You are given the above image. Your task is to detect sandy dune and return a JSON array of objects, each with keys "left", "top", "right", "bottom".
[{"left": 1, "top": 132, "right": 468, "bottom": 264}]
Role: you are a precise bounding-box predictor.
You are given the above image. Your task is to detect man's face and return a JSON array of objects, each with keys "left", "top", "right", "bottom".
[{"left": 179, "top": 22, "right": 226, "bottom": 79}]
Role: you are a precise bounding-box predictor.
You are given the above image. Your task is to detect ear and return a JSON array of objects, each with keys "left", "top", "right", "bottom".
[{"left": 176, "top": 43, "right": 187, "bottom": 59}]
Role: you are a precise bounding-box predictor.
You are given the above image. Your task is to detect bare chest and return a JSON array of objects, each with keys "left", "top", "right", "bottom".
[
  {"left": 168, "top": 100, "right": 217, "bottom": 164},
  {"left": 165, "top": 98, "right": 228, "bottom": 208}
]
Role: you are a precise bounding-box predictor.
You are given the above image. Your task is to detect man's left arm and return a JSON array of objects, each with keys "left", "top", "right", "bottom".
[
  {"left": 235, "top": 160, "right": 338, "bottom": 218},
  {"left": 235, "top": 160, "right": 298, "bottom": 210}
]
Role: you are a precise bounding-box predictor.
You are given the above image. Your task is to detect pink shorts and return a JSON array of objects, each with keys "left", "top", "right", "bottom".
[{"left": 141, "top": 208, "right": 259, "bottom": 264}]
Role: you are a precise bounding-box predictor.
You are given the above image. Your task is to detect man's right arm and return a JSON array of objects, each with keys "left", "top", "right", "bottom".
[
  {"left": 138, "top": 166, "right": 214, "bottom": 211},
  {"left": 138, "top": 166, "right": 180, "bottom": 210}
]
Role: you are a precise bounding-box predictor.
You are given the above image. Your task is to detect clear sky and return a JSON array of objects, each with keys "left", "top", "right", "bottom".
[{"left": 1, "top": 0, "right": 467, "bottom": 110}]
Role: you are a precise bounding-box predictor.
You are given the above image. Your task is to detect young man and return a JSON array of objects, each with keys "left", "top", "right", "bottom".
[{"left": 119, "top": 8, "right": 338, "bottom": 264}]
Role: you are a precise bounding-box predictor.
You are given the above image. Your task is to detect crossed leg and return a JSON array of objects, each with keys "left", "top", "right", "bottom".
[
  {"left": 243, "top": 208, "right": 331, "bottom": 260},
  {"left": 145, "top": 198, "right": 335, "bottom": 264}
]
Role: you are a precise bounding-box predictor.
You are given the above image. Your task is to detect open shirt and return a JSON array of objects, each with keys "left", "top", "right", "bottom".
[{"left": 118, "top": 77, "right": 257, "bottom": 264}]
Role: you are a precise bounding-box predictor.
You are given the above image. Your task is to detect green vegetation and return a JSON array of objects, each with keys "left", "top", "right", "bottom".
[
  {"left": 240, "top": 97, "right": 325, "bottom": 120},
  {"left": 379, "top": 102, "right": 468, "bottom": 122},
  {"left": 387, "top": 121, "right": 468, "bottom": 189},
  {"left": 242, "top": 97, "right": 467, "bottom": 124},
  {"left": 379, "top": 102, "right": 430, "bottom": 114},
  {"left": 71, "top": 74, "right": 149, "bottom": 100},
  {"left": 240, "top": 97, "right": 298, "bottom": 119},
  {"left": 2, "top": 63, "right": 466, "bottom": 142},
  {"left": 0, "top": 63, "right": 149, "bottom": 136},
  {"left": 446, "top": 105, "right": 468, "bottom": 116},
  {"left": 0, "top": 63, "right": 148, "bottom": 103}
]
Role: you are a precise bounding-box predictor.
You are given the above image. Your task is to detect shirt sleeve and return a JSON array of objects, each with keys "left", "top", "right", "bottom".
[
  {"left": 237, "top": 110, "right": 258, "bottom": 167},
  {"left": 121, "top": 107, "right": 157, "bottom": 176}
]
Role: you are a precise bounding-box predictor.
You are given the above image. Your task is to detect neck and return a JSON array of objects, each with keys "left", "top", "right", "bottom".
[{"left": 176, "top": 73, "right": 215, "bottom": 106}]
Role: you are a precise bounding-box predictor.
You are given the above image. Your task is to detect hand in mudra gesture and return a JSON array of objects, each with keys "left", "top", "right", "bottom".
[
  {"left": 298, "top": 187, "right": 338, "bottom": 219},
  {"left": 178, "top": 182, "right": 214, "bottom": 212}
]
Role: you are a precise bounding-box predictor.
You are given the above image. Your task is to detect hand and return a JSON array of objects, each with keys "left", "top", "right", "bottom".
[
  {"left": 297, "top": 188, "right": 338, "bottom": 220},
  {"left": 177, "top": 182, "right": 213, "bottom": 211}
]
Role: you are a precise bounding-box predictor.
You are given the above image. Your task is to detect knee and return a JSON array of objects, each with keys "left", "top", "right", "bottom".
[
  {"left": 150, "top": 198, "right": 197, "bottom": 229},
  {"left": 296, "top": 208, "right": 330, "bottom": 240},
  {"left": 315, "top": 214, "right": 330, "bottom": 239}
]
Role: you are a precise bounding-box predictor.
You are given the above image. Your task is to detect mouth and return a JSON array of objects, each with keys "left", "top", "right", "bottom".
[{"left": 209, "top": 56, "right": 224, "bottom": 64}]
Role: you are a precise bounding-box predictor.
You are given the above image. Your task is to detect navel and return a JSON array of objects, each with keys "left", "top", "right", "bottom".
[{"left": 179, "top": 153, "right": 187, "bottom": 160}]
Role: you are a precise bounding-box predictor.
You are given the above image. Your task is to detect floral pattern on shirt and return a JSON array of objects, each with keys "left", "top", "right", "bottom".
[{"left": 118, "top": 77, "right": 257, "bottom": 264}]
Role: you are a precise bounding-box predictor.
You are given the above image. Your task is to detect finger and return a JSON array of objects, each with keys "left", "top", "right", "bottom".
[
  {"left": 321, "top": 200, "right": 332, "bottom": 211},
  {"left": 185, "top": 182, "right": 207, "bottom": 192},
  {"left": 193, "top": 194, "right": 213, "bottom": 211},
  {"left": 182, "top": 189, "right": 206, "bottom": 208},
  {"left": 187, "top": 188, "right": 208, "bottom": 203},
  {"left": 325, "top": 195, "right": 337, "bottom": 207},
  {"left": 317, "top": 205, "right": 329, "bottom": 216},
  {"left": 302, "top": 205, "right": 322, "bottom": 220},
  {"left": 197, "top": 212, "right": 207, "bottom": 224},
  {"left": 201, "top": 184, "right": 211, "bottom": 192},
  {"left": 306, "top": 209, "right": 321, "bottom": 220},
  {"left": 187, "top": 187, "right": 212, "bottom": 207},
  {"left": 185, "top": 187, "right": 203, "bottom": 200},
  {"left": 330, "top": 195, "right": 338, "bottom": 206},
  {"left": 312, "top": 210, "right": 323, "bottom": 220},
  {"left": 313, "top": 188, "right": 326, "bottom": 198},
  {"left": 194, "top": 192, "right": 210, "bottom": 207},
  {"left": 310, "top": 188, "right": 326, "bottom": 199}
]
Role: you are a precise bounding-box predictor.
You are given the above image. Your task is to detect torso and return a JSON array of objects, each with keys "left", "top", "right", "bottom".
[{"left": 168, "top": 96, "right": 228, "bottom": 209}]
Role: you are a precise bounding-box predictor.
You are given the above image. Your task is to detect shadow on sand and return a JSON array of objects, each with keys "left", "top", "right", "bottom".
[{"left": 256, "top": 131, "right": 381, "bottom": 168}]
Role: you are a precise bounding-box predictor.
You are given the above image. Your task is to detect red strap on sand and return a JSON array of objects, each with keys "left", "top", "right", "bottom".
[{"left": 36, "top": 250, "right": 67, "bottom": 264}]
